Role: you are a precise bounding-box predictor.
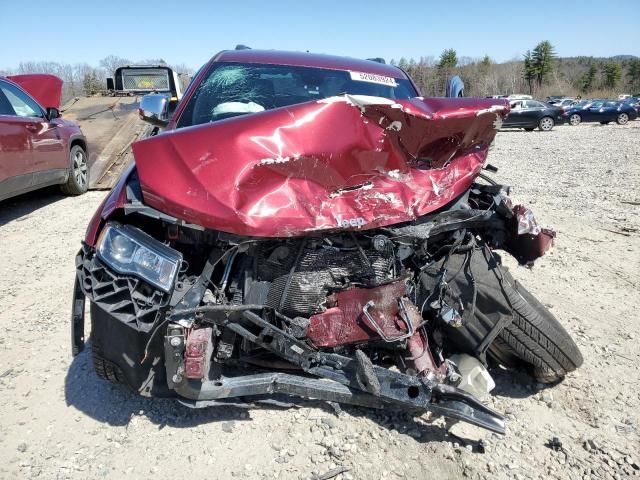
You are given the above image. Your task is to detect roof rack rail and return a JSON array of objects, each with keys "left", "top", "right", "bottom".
[{"left": 366, "top": 57, "right": 386, "bottom": 64}]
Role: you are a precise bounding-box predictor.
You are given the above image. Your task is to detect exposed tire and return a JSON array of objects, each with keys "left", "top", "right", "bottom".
[
  {"left": 569, "top": 113, "right": 581, "bottom": 126},
  {"left": 60, "top": 144, "right": 88, "bottom": 195},
  {"left": 524, "top": 127, "right": 535, "bottom": 131},
  {"left": 538, "top": 116, "right": 554, "bottom": 131},
  {"left": 492, "top": 278, "right": 583, "bottom": 383},
  {"left": 616, "top": 113, "right": 629, "bottom": 125},
  {"left": 421, "top": 246, "right": 583, "bottom": 383},
  {"left": 92, "top": 343, "right": 125, "bottom": 385}
]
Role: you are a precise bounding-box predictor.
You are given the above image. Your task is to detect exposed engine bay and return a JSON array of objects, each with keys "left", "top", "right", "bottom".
[{"left": 73, "top": 173, "right": 558, "bottom": 434}]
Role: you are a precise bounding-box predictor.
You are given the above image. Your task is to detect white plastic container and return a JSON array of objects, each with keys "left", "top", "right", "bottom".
[{"left": 449, "top": 353, "right": 496, "bottom": 400}]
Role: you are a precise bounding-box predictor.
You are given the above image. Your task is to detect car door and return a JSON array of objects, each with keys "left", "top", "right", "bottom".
[
  {"left": 504, "top": 101, "right": 525, "bottom": 126},
  {"left": 522, "top": 100, "right": 545, "bottom": 126},
  {"left": 603, "top": 102, "right": 620, "bottom": 122},
  {"left": 0, "top": 80, "right": 66, "bottom": 189},
  {"left": 0, "top": 83, "right": 35, "bottom": 200},
  {"left": 583, "top": 101, "right": 603, "bottom": 121}
]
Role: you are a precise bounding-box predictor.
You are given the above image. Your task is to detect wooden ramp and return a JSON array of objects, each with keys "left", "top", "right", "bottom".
[{"left": 62, "top": 96, "right": 151, "bottom": 190}]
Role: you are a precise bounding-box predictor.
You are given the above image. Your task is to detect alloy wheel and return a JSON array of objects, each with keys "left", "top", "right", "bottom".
[
  {"left": 73, "top": 149, "right": 88, "bottom": 188},
  {"left": 539, "top": 117, "right": 554, "bottom": 131},
  {"left": 569, "top": 114, "right": 581, "bottom": 126},
  {"left": 617, "top": 113, "right": 629, "bottom": 125}
]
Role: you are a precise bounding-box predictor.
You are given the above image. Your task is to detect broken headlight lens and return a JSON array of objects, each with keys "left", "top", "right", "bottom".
[{"left": 97, "top": 222, "right": 182, "bottom": 293}]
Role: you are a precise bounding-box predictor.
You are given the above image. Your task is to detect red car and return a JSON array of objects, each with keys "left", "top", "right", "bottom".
[
  {"left": 72, "top": 50, "right": 582, "bottom": 435},
  {"left": 0, "top": 74, "right": 88, "bottom": 202}
]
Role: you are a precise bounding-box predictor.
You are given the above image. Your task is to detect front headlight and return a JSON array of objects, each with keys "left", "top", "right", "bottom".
[{"left": 96, "top": 222, "right": 182, "bottom": 292}]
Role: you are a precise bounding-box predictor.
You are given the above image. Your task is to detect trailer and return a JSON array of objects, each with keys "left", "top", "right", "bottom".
[{"left": 106, "top": 65, "right": 188, "bottom": 100}]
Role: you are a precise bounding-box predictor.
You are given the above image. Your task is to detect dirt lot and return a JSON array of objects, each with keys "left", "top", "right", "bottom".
[{"left": 1, "top": 122, "right": 639, "bottom": 480}]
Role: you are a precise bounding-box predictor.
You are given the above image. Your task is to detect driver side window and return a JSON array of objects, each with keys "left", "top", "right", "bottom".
[{"left": 0, "top": 82, "right": 43, "bottom": 118}]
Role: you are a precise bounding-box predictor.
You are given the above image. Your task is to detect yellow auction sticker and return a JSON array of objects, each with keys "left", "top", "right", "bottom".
[{"left": 349, "top": 71, "right": 398, "bottom": 87}]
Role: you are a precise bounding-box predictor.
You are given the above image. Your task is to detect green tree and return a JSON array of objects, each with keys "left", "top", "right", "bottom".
[
  {"left": 580, "top": 64, "right": 598, "bottom": 93},
  {"left": 523, "top": 50, "right": 536, "bottom": 94},
  {"left": 602, "top": 62, "right": 622, "bottom": 89},
  {"left": 522, "top": 41, "right": 557, "bottom": 93},
  {"left": 531, "top": 40, "right": 556, "bottom": 88},
  {"left": 435, "top": 49, "right": 458, "bottom": 95},
  {"left": 438, "top": 49, "right": 458, "bottom": 69},
  {"left": 627, "top": 59, "right": 640, "bottom": 92},
  {"left": 479, "top": 55, "right": 492, "bottom": 75}
]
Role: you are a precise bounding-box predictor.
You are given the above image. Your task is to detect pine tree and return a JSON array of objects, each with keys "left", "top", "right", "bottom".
[
  {"left": 438, "top": 49, "right": 458, "bottom": 69},
  {"left": 531, "top": 41, "right": 556, "bottom": 88},
  {"left": 479, "top": 55, "right": 492, "bottom": 76},
  {"left": 627, "top": 59, "right": 640, "bottom": 92},
  {"left": 602, "top": 62, "right": 622, "bottom": 89},
  {"left": 434, "top": 49, "right": 458, "bottom": 95},
  {"left": 523, "top": 51, "right": 536, "bottom": 94},
  {"left": 580, "top": 64, "right": 597, "bottom": 93}
]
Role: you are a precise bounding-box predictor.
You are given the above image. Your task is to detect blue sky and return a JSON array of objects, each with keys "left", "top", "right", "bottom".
[{"left": 1, "top": 0, "right": 638, "bottom": 70}]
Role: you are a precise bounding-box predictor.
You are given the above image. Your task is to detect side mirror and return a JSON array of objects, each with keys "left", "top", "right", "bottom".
[
  {"left": 46, "top": 107, "right": 60, "bottom": 121},
  {"left": 139, "top": 94, "right": 169, "bottom": 127}
]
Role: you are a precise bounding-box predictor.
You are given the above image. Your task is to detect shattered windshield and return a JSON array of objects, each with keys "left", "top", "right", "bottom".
[{"left": 177, "top": 62, "right": 417, "bottom": 128}]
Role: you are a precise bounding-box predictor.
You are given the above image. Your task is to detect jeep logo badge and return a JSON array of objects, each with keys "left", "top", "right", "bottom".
[{"left": 337, "top": 217, "right": 366, "bottom": 228}]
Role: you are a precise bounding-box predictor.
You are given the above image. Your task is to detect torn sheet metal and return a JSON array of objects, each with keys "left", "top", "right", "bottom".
[
  {"left": 7, "top": 74, "right": 63, "bottom": 109},
  {"left": 506, "top": 205, "right": 556, "bottom": 264},
  {"left": 133, "top": 95, "right": 509, "bottom": 237},
  {"left": 306, "top": 280, "right": 413, "bottom": 347}
]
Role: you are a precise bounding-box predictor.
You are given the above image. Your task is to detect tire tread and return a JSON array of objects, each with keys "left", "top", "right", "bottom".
[
  {"left": 92, "top": 344, "right": 125, "bottom": 384},
  {"left": 496, "top": 281, "right": 583, "bottom": 379}
]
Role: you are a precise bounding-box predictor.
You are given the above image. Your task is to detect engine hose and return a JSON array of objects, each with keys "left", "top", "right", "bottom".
[{"left": 168, "top": 304, "right": 266, "bottom": 318}]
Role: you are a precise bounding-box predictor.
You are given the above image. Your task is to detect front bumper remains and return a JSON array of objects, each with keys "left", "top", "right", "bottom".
[{"left": 71, "top": 246, "right": 505, "bottom": 434}]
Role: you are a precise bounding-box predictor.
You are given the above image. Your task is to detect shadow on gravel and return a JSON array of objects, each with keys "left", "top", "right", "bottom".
[
  {"left": 65, "top": 345, "right": 278, "bottom": 428},
  {"left": 0, "top": 187, "right": 66, "bottom": 227},
  {"left": 65, "top": 343, "right": 344, "bottom": 430},
  {"left": 489, "top": 367, "right": 546, "bottom": 399},
  {"left": 340, "top": 406, "right": 452, "bottom": 444}
]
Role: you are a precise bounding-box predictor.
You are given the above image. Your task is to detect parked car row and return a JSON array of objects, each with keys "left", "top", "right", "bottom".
[{"left": 500, "top": 95, "right": 638, "bottom": 131}]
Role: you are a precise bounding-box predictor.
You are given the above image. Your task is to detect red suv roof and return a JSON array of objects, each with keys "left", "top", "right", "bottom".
[{"left": 214, "top": 49, "right": 408, "bottom": 79}]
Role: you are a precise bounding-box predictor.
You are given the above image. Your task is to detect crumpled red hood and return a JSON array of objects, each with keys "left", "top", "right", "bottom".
[
  {"left": 7, "top": 74, "right": 63, "bottom": 109},
  {"left": 133, "top": 95, "right": 509, "bottom": 237}
]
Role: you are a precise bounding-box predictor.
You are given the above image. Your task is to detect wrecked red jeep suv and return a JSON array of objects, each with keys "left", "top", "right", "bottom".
[{"left": 72, "top": 50, "right": 582, "bottom": 434}]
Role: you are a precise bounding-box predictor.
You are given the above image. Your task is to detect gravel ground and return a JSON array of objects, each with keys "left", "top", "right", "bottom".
[{"left": 0, "top": 122, "right": 639, "bottom": 480}]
